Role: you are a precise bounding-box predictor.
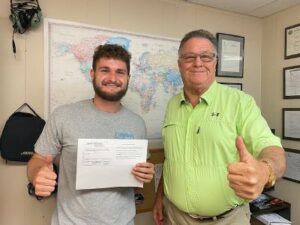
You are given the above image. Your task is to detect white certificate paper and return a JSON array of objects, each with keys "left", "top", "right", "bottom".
[
  {"left": 76, "top": 139, "right": 148, "bottom": 190},
  {"left": 284, "top": 111, "right": 300, "bottom": 139},
  {"left": 285, "top": 68, "right": 300, "bottom": 96},
  {"left": 286, "top": 25, "right": 300, "bottom": 56},
  {"left": 221, "top": 39, "right": 241, "bottom": 73}
]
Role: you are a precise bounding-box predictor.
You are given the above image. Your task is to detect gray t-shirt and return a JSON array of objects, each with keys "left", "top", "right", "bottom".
[{"left": 35, "top": 99, "right": 147, "bottom": 225}]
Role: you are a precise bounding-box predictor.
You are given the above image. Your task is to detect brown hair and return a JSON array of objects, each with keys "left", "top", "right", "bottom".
[{"left": 92, "top": 44, "right": 131, "bottom": 74}]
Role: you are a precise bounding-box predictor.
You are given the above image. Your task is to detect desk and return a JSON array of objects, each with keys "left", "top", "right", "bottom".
[{"left": 250, "top": 195, "right": 291, "bottom": 225}]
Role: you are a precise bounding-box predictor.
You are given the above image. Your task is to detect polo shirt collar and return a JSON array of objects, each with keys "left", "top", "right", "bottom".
[
  {"left": 179, "top": 91, "right": 187, "bottom": 104},
  {"left": 201, "top": 80, "right": 217, "bottom": 105},
  {"left": 179, "top": 80, "right": 218, "bottom": 106}
]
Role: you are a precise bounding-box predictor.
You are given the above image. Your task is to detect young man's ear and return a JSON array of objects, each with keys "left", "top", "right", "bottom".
[{"left": 90, "top": 69, "right": 95, "bottom": 80}]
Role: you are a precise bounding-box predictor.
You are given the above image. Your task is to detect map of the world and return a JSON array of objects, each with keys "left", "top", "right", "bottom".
[{"left": 45, "top": 19, "right": 182, "bottom": 139}]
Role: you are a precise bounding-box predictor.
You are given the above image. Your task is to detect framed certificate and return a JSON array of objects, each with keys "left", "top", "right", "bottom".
[
  {"left": 285, "top": 23, "right": 300, "bottom": 59},
  {"left": 283, "top": 148, "right": 300, "bottom": 183},
  {"left": 219, "top": 82, "right": 242, "bottom": 90},
  {"left": 282, "top": 108, "right": 300, "bottom": 141},
  {"left": 216, "top": 33, "right": 245, "bottom": 78},
  {"left": 283, "top": 65, "right": 300, "bottom": 99}
]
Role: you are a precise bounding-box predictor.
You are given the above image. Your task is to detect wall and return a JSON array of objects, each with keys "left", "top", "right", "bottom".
[
  {"left": 261, "top": 4, "right": 300, "bottom": 225},
  {"left": 0, "top": 0, "right": 263, "bottom": 224}
]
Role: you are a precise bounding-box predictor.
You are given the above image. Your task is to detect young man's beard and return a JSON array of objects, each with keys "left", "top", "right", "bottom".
[{"left": 92, "top": 78, "right": 128, "bottom": 102}]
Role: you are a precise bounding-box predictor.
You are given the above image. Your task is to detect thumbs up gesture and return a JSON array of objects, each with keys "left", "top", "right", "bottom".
[
  {"left": 32, "top": 154, "right": 57, "bottom": 197},
  {"left": 227, "top": 136, "right": 269, "bottom": 200}
]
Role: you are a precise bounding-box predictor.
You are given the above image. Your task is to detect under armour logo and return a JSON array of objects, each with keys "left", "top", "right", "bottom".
[{"left": 211, "top": 112, "right": 220, "bottom": 117}]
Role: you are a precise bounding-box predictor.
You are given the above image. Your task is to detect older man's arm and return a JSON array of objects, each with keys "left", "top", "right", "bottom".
[
  {"left": 258, "top": 146, "right": 286, "bottom": 180},
  {"left": 228, "top": 137, "right": 286, "bottom": 200}
]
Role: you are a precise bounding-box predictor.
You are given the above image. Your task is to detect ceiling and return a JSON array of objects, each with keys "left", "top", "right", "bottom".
[{"left": 183, "top": 0, "right": 300, "bottom": 17}]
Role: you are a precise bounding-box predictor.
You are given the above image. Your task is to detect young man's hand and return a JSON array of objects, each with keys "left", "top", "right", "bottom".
[
  {"left": 30, "top": 154, "right": 57, "bottom": 197},
  {"left": 132, "top": 162, "right": 154, "bottom": 183}
]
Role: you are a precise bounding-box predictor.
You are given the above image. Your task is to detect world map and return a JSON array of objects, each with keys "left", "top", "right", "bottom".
[{"left": 45, "top": 19, "right": 182, "bottom": 139}]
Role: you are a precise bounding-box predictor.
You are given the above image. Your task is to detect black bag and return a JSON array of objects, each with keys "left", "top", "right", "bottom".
[
  {"left": 0, "top": 103, "right": 45, "bottom": 162},
  {"left": 9, "top": 0, "right": 42, "bottom": 34}
]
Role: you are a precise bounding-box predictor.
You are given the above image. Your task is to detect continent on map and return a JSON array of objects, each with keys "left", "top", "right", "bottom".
[
  {"left": 130, "top": 51, "right": 182, "bottom": 113},
  {"left": 48, "top": 20, "right": 181, "bottom": 139}
]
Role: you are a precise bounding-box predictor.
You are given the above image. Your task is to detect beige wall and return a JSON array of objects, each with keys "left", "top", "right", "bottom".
[
  {"left": 2, "top": 0, "right": 296, "bottom": 224},
  {"left": 261, "top": 4, "right": 300, "bottom": 225}
]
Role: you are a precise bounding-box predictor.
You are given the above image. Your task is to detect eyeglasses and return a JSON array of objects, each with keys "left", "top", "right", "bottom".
[{"left": 180, "top": 52, "right": 216, "bottom": 63}]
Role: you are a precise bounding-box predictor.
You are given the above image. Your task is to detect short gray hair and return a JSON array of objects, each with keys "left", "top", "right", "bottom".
[{"left": 178, "top": 29, "right": 217, "bottom": 55}]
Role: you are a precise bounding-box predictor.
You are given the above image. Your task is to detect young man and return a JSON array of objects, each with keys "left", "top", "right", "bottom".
[
  {"left": 27, "top": 44, "right": 154, "bottom": 225},
  {"left": 153, "top": 30, "right": 286, "bottom": 225}
]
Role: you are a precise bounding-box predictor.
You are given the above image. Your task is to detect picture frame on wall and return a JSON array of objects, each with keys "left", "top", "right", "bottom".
[
  {"left": 283, "top": 148, "right": 300, "bottom": 183},
  {"left": 283, "top": 65, "right": 300, "bottom": 99},
  {"left": 216, "top": 33, "right": 244, "bottom": 78},
  {"left": 285, "top": 23, "right": 300, "bottom": 59},
  {"left": 219, "top": 82, "right": 242, "bottom": 90},
  {"left": 282, "top": 108, "right": 300, "bottom": 141}
]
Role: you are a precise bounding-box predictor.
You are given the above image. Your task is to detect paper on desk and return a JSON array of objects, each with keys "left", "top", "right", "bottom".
[
  {"left": 255, "top": 213, "right": 291, "bottom": 225},
  {"left": 76, "top": 139, "right": 148, "bottom": 190}
]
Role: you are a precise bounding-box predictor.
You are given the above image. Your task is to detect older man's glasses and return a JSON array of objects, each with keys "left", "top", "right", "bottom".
[{"left": 180, "top": 52, "right": 216, "bottom": 63}]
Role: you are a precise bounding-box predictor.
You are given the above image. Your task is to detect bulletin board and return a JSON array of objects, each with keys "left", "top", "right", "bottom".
[{"left": 135, "top": 148, "right": 164, "bottom": 213}]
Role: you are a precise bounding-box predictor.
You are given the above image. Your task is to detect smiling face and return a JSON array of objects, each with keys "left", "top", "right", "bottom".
[
  {"left": 90, "top": 57, "right": 129, "bottom": 102},
  {"left": 178, "top": 37, "right": 217, "bottom": 96}
]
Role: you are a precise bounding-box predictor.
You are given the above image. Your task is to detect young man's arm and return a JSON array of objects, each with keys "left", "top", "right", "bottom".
[{"left": 27, "top": 153, "right": 57, "bottom": 197}]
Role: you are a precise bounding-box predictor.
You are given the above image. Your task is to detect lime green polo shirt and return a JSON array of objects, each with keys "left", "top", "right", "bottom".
[{"left": 162, "top": 81, "right": 281, "bottom": 216}]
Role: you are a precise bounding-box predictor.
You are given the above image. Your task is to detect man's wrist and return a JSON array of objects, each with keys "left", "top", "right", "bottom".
[{"left": 260, "top": 159, "right": 276, "bottom": 188}]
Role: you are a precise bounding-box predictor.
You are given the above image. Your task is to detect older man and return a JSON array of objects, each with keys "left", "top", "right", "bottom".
[{"left": 153, "top": 29, "right": 286, "bottom": 225}]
